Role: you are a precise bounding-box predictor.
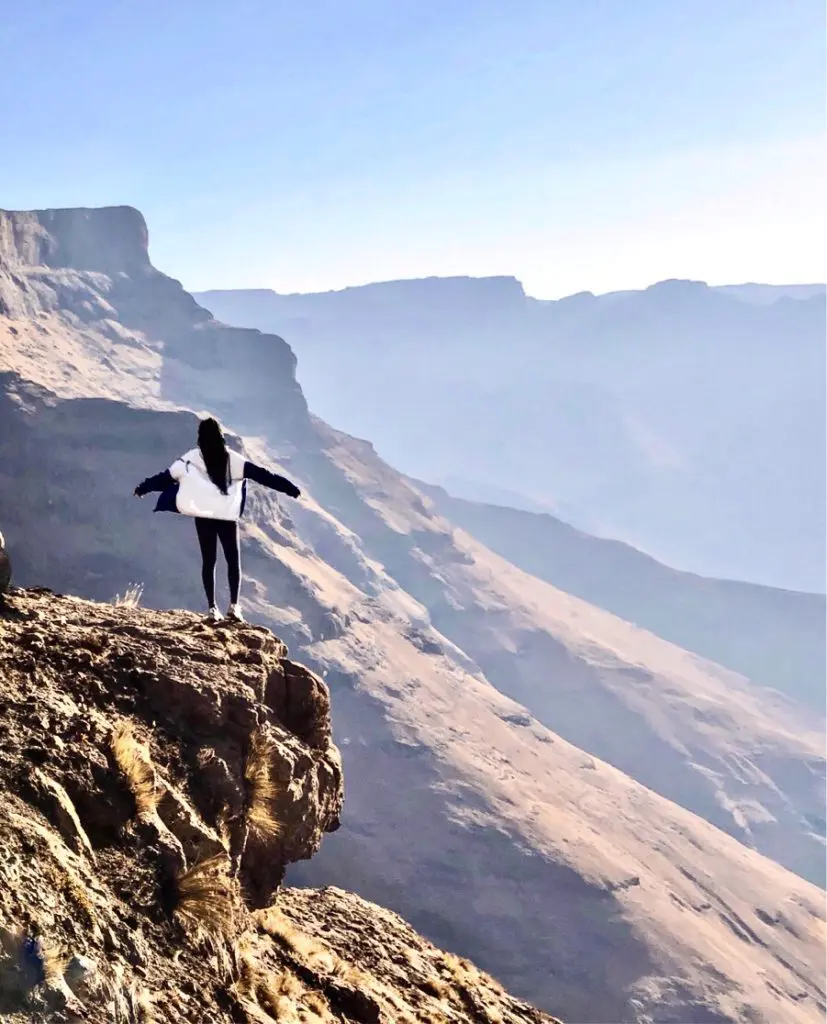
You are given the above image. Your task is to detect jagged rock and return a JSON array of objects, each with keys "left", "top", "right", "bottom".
[
  {"left": 0, "top": 588, "right": 343, "bottom": 900},
  {"left": 155, "top": 781, "right": 225, "bottom": 864},
  {"left": 0, "top": 587, "right": 555, "bottom": 1023},
  {"left": 29, "top": 768, "right": 96, "bottom": 861},
  {"left": 275, "top": 888, "right": 563, "bottom": 1024},
  {"left": 64, "top": 952, "right": 99, "bottom": 998}
]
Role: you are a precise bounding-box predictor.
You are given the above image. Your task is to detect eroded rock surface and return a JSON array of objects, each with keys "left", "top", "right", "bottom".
[{"left": 0, "top": 588, "right": 559, "bottom": 1022}]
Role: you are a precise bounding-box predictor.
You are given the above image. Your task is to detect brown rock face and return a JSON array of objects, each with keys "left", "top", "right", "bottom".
[
  {"left": 0, "top": 206, "right": 307, "bottom": 436},
  {"left": 0, "top": 588, "right": 342, "bottom": 902},
  {"left": 0, "top": 588, "right": 556, "bottom": 1023}
]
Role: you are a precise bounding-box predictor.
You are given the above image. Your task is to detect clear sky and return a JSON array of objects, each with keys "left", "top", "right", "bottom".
[{"left": 2, "top": 0, "right": 824, "bottom": 297}]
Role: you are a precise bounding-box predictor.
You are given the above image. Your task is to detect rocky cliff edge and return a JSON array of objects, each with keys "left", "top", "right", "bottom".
[{"left": 0, "top": 587, "right": 558, "bottom": 1023}]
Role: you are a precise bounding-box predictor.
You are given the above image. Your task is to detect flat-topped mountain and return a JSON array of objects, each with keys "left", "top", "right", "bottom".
[
  {"left": 198, "top": 275, "right": 528, "bottom": 323},
  {"left": 0, "top": 205, "right": 151, "bottom": 275}
]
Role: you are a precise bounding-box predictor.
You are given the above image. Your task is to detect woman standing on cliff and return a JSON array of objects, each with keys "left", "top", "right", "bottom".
[{"left": 134, "top": 417, "right": 301, "bottom": 622}]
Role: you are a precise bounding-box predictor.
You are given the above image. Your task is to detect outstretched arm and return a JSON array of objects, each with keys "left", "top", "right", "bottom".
[
  {"left": 134, "top": 469, "right": 175, "bottom": 497},
  {"left": 243, "top": 461, "right": 301, "bottom": 498}
]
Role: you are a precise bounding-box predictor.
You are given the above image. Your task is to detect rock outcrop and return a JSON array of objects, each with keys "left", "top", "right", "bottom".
[
  {"left": 0, "top": 588, "right": 556, "bottom": 1022},
  {"left": 0, "top": 586, "right": 342, "bottom": 897}
]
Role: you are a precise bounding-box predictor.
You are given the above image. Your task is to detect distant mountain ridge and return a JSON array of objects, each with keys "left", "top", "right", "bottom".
[
  {"left": 195, "top": 278, "right": 825, "bottom": 308},
  {"left": 714, "top": 283, "right": 826, "bottom": 304},
  {"left": 194, "top": 276, "right": 826, "bottom": 591}
]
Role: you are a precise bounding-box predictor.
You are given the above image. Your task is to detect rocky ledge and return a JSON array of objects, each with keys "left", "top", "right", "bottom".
[{"left": 0, "top": 588, "right": 559, "bottom": 1023}]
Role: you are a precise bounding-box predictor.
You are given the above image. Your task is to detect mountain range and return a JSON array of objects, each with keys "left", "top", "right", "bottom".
[
  {"left": 194, "top": 277, "right": 826, "bottom": 592},
  {"left": 1, "top": 206, "right": 824, "bottom": 1024}
]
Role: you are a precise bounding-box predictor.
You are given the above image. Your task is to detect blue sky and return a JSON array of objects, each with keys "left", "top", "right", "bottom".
[{"left": 2, "top": 0, "right": 824, "bottom": 296}]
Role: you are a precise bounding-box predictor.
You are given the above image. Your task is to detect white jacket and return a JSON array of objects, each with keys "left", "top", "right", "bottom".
[
  {"left": 137, "top": 448, "right": 300, "bottom": 519},
  {"left": 169, "top": 448, "right": 248, "bottom": 521}
]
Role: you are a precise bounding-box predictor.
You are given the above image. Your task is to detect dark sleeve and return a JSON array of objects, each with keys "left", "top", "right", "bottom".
[
  {"left": 135, "top": 469, "right": 175, "bottom": 496},
  {"left": 243, "top": 461, "right": 301, "bottom": 498}
]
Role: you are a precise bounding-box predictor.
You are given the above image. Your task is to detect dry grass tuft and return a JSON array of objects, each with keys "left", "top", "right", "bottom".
[
  {"left": 420, "top": 975, "right": 449, "bottom": 1000},
  {"left": 231, "top": 947, "right": 305, "bottom": 1020},
  {"left": 442, "top": 952, "right": 471, "bottom": 979},
  {"left": 302, "top": 990, "right": 329, "bottom": 1015},
  {"left": 127, "top": 986, "right": 157, "bottom": 1024},
  {"left": 258, "top": 907, "right": 301, "bottom": 952},
  {"left": 429, "top": 952, "right": 504, "bottom": 1022},
  {"left": 246, "top": 967, "right": 301, "bottom": 1018},
  {"left": 37, "top": 936, "right": 68, "bottom": 983},
  {"left": 244, "top": 729, "right": 282, "bottom": 841},
  {"left": 276, "top": 970, "right": 303, "bottom": 1000},
  {"left": 329, "top": 958, "right": 371, "bottom": 990},
  {"left": 42, "top": 859, "right": 99, "bottom": 931},
  {"left": 111, "top": 722, "right": 159, "bottom": 819},
  {"left": 265, "top": 993, "right": 294, "bottom": 1019},
  {"left": 174, "top": 854, "right": 240, "bottom": 940},
  {"left": 258, "top": 908, "right": 337, "bottom": 972},
  {"left": 113, "top": 583, "right": 145, "bottom": 608}
]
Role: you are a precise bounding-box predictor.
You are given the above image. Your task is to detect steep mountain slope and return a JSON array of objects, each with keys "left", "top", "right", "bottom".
[
  {"left": 415, "top": 483, "right": 826, "bottom": 711},
  {"left": 288, "top": 421, "right": 826, "bottom": 889},
  {"left": 2, "top": 229, "right": 824, "bottom": 886},
  {"left": 5, "top": 369, "right": 826, "bottom": 1022},
  {"left": 194, "top": 278, "right": 826, "bottom": 591},
  {"left": 0, "top": 589, "right": 557, "bottom": 1024},
  {"left": 1, "top": 207, "right": 825, "bottom": 1023}
]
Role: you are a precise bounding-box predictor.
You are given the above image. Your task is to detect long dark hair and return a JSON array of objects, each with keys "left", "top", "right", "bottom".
[{"left": 197, "top": 417, "right": 230, "bottom": 495}]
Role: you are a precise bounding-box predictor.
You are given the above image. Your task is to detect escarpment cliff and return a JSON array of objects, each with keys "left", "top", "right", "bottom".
[{"left": 0, "top": 206, "right": 305, "bottom": 433}]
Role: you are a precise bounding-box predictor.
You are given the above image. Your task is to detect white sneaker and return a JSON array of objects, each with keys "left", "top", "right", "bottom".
[
  {"left": 226, "top": 603, "right": 244, "bottom": 623},
  {"left": 207, "top": 606, "right": 223, "bottom": 623}
]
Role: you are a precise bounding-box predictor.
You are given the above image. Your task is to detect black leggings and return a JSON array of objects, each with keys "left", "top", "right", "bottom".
[{"left": 195, "top": 518, "right": 240, "bottom": 607}]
